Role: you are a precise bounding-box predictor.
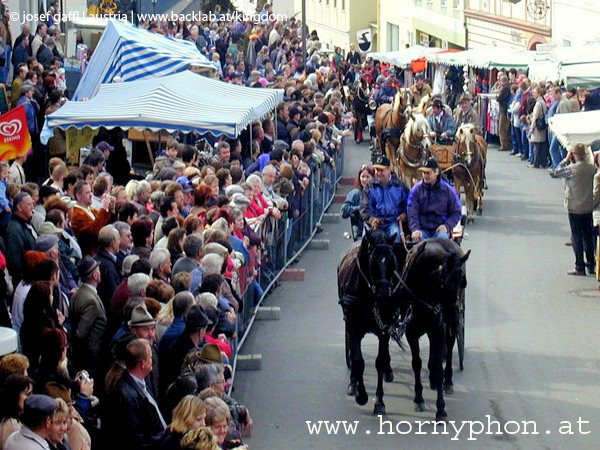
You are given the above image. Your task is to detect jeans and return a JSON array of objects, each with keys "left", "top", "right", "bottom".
[
  {"left": 549, "top": 135, "right": 567, "bottom": 169},
  {"left": 520, "top": 125, "right": 529, "bottom": 156},
  {"left": 533, "top": 142, "right": 548, "bottom": 168},
  {"left": 379, "top": 222, "right": 402, "bottom": 243},
  {"left": 568, "top": 212, "right": 595, "bottom": 271},
  {"left": 421, "top": 230, "right": 450, "bottom": 240},
  {"left": 511, "top": 122, "right": 521, "bottom": 153}
]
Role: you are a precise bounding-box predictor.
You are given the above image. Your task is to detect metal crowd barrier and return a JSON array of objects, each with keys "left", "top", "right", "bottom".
[{"left": 228, "top": 139, "right": 345, "bottom": 387}]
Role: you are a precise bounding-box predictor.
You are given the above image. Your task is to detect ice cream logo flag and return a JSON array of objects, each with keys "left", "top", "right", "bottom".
[{"left": 0, "top": 106, "right": 31, "bottom": 161}]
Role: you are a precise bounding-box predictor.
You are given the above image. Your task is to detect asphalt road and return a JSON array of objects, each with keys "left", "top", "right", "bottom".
[{"left": 235, "top": 140, "right": 600, "bottom": 449}]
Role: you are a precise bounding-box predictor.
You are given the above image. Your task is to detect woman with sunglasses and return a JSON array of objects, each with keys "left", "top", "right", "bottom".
[{"left": 341, "top": 165, "right": 374, "bottom": 240}]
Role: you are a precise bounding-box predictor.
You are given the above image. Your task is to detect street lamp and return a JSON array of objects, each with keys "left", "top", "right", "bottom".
[{"left": 152, "top": 0, "right": 157, "bottom": 15}]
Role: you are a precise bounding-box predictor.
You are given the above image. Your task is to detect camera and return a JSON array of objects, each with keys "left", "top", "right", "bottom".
[
  {"left": 232, "top": 404, "right": 248, "bottom": 426},
  {"left": 75, "top": 370, "right": 91, "bottom": 384}
]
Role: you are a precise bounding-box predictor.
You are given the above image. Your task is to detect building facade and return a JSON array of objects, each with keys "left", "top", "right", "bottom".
[
  {"left": 412, "top": 0, "right": 466, "bottom": 49},
  {"left": 377, "top": 0, "right": 414, "bottom": 51},
  {"left": 464, "top": 0, "right": 551, "bottom": 50},
  {"left": 294, "top": 0, "right": 378, "bottom": 52},
  {"left": 552, "top": 0, "right": 600, "bottom": 47}
]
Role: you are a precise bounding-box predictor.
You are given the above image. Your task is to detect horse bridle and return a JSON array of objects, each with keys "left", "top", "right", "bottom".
[{"left": 356, "top": 242, "right": 403, "bottom": 298}]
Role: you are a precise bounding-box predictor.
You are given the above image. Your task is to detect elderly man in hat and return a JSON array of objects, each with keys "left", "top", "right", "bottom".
[
  {"left": 408, "top": 157, "right": 461, "bottom": 242},
  {"left": 454, "top": 93, "right": 482, "bottom": 135},
  {"left": 70, "top": 256, "right": 106, "bottom": 379},
  {"left": 160, "top": 305, "right": 212, "bottom": 393},
  {"left": 126, "top": 304, "right": 160, "bottom": 401},
  {"left": 554, "top": 144, "right": 596, "bottom": 275},
  {"left": 427, "top": 98, "right": 457, "bottom": 143},
  {"left": 5, "top": 394, "right": 59, "bottom": 449},
  {"left": 105, "top": 338, "right": 166, "bottom": 449},
  {"left": 410, "top": 72, "right": 432, "bottom": 108},
  {"left": 359, "top": 155, "right": 409, "bottom": 243}
]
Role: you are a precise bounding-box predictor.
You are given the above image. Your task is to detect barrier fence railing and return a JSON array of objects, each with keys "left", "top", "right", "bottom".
[{"left": 228, "top": 140, "right": 345, "bottom": 388}]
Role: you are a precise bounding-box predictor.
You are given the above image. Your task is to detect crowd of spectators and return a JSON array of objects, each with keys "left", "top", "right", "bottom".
[{"left": 0, "top": 3, "right": 361, "bottom": 448}]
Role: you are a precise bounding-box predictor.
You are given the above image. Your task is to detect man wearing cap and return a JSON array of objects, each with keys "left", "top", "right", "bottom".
[
  {"left": 5, "top": 394, "right": 58, "bottom": 450},
  {"left": 70, "top": 256, "right": 106, "bottom": 379},
  {"left": 160, "top": 305, "right": 212, "bottom": 392},
  {"left": 453, "top": 94, "right": 482, "bottom": 135},
  {"left": 408, "top": 157, "right": 461, "bottom": 242},
  {"left": 427, "top": 98, "right": 457, "bottom": 142},
  {"left": 96, "top": 141, "right": 114, "bottom": 162},
  {"left": 176, "top": 176, "right": 194, "bottom": 214},
  {"left": 554, "top": 144, "right": 596, "bottom": 275},
  {"left": 359, "top": 155, "right": 409, "bottom": 243},
  {"left": 105, "top": 338, "right": 166, "bottom": 449},
  {"left": 410, "top": 72, "right": 432, "bottom": 108}
]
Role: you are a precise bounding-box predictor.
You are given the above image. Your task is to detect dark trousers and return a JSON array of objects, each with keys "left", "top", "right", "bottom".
[
  {"left": 498, "top": 112, "right": 511, "bottom": 150},
  {"left": 533, "top": 142, "right": 549, "bottom": 168},
  {"left": 568, "top": 212, "right": 595, "bottom": 271}
]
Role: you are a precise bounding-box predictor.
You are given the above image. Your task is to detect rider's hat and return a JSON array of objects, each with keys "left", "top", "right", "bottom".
[
  {"left": 414, "top": 72, "right": 424, "bottom": 80},
  {"left": 572, "top": 143, "right": 587, "bottom": 155},
  {"left": 373, "top": 155, "right": 391, "bottom": 169},
  {"left": 418, "top": 157, "right": 440, "bottom": 173}
]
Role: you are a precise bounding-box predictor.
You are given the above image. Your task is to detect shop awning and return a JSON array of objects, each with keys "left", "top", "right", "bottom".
[
  {"left": 548, "top": 110, "right": 600, "bottom": 150},
  {"left": 426, "top": 46, "right": 535, "bottom": 69},
  {"left": 73, "top": 20, "right": 216, "bottom": 101},
  {"left": 368, "top": 45, "right": 441, "bottom": 68},
  {"left": 48, "top": 71, "right": 284, "bottom": 138}
]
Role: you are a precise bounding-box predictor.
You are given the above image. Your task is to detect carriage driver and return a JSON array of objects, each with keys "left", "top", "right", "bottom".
[
  {"left": 453, "top": 93, "right": 483, "bottom": 135},
  {"left": 372, "top": 71, "right": 398, "bottom": 106},
  {"left": 427, "top": 98, "right": 457, "bottom": 142},
  {"left": 407, "top": 157, "right": 462, "bottom": 242},
  {"left": 359, "top": 155, "right": 409, "bottom": 243}
]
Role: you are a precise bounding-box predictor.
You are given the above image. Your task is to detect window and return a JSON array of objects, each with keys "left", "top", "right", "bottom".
[
  {"left": 387, "top": 23, "right": 399, "bottom": 51},
  {"left": 441, "top": 0, "right": 447, "bottom": 7},
  {"left": 341, "top": 0, "right": 345, "bottom": 10},
  {"left": 453, "top": 0, "right": 460, "bottom": 9}
]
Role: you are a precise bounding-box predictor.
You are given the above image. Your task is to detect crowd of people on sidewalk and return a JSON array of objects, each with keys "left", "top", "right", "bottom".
[{"left": 0, "top": 3, "right": 366, "bottom": 449}]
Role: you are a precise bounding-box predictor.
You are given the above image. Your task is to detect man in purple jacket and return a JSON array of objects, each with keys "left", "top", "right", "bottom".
[{"left": 408, "top": 158, "right": 461, "bottom": 242}]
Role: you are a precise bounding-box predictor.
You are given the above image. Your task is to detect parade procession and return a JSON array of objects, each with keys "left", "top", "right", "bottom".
[{"left": 0, "top": 0, "right": 597, "bottom": 449}]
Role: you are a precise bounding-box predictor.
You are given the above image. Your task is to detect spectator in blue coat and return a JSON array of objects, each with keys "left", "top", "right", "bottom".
[
  {"left": 359, "top": 155, "right": 409, "bottom": 243},
  {"left": 408, "top": 158, "right": 461, "bottom": 241},
  {"left": 17, "top": 82, "right": 38, "bottom": 136}
]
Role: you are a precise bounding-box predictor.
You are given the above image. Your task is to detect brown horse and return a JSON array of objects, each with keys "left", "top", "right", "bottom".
[
  {"left": 398, "top": 113, "right": 432, "bottom": 187},
  {"left": 452, "top": 124, "right": 487, "bottom": 223},
  {"left": 375, "top": 89, "right": 412, "bottom": 170}
]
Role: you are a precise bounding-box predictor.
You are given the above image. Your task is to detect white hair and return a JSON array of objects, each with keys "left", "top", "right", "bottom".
[
  {"left": 246, "top": 173, "right": 262, "bottom": 187},
  {"left": 196, "top": 292, "right": 218, "bottom": 309},
  {"left": 149, "top": 248, "right": 170, "bottom": 270},
  {"left": 200, "top": 253, "right": 224, "bottom": 275},
  {"left": 262, "top": 164, "right": 276, "bottom": 175},
  {"left": 136, "top": 180, "right": 151, "bottom": 197},
  {"left": 127, "top": 273, "right": 151, "bottom": 297}
]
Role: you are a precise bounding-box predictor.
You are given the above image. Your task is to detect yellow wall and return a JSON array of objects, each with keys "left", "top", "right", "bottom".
[{"left": 378, "top": 0, "right": 414, "bottom": 51}]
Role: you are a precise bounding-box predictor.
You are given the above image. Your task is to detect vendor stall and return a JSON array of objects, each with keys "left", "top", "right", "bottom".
[
  {"left": 548, "top": 110, "right": 600, "bottom": 150},
  {"left": 73, "top": 20, "right": 216, "bottom": 101}
]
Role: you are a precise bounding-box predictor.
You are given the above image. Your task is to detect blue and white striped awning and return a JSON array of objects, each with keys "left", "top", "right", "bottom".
[
  {"left": 47, "top": 71, "right": 284, "bottom": 138},
  {"left": 73, "top": 20, "right": 215, "bottom": 101}
]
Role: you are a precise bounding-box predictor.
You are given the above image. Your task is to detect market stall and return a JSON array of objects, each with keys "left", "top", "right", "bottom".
[
  {"left": 73, "top": 20, "right": 216, "bottom": 101},
  {"left": 548, "top": 110, "right": 600, "bottom": 150}
]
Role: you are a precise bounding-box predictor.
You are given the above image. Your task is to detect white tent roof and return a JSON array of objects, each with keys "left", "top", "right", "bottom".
[
  {"left": 426, "top": 46, "right": 535, "bottom": 69},
  {"left": 73, "top": 20, "right": 215, "bottom": 101},
  {"left": 368, "top": 45, "right": 441, "bottom": 68},
  {"left": 48, "top": 71, "right": 284, "bottom": 138},
  {"left": 548, "top": 110, "right": 600, "bottom": 149}
]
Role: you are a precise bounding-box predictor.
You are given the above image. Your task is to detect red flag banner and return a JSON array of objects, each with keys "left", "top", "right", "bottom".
[{"left": 0, "top": 105, "right": 31, "bottom": 161}]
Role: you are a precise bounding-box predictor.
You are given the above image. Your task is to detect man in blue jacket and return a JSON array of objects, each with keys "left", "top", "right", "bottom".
[
  {"left": 408, "top": 157, "right": 461, "bottom": 241},
  {"left": 359, "top": 155, "right": 409, "bottom": 243}
]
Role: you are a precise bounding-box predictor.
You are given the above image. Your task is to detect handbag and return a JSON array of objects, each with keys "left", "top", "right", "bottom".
[{"left": 535, "top": 117, "right": 546, "bottom": 131}]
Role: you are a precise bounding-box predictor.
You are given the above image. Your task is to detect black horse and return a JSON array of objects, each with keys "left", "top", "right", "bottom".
[
  {"left": 337, "top": 228, "right": 408, "bottom": 415},
  {"left": 400, "top": 238, "right": 469, "bottom": 420}
]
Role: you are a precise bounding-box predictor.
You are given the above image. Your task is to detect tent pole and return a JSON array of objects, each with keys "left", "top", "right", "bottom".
[
  {"left": 249, "top": 124, "right": 253, "bottom": 155},
  {"left": 143, "top": 130, "right": 155, "bottom": 166}
]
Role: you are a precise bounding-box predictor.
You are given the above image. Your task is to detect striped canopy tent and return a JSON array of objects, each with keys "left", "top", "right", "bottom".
[
  {"left": 73, "top": 20, "right": 216, "bottom": 101},
  {"left": 529, "top": 45, "right": 600, "bottom": 86},
  {"left": 548, "top": 110, "right": 600, "bottom": 150},
  {"left": 426, "top": 46, "right": 535, "bottom": 69},
  {"left": 48, "top": 71, "right": 284, "bottom": 138},
  {"left": 368, "top": 45, "right": 441, "bottom": 68}
]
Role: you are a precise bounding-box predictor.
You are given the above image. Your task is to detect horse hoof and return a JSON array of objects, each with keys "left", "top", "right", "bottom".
[
  {"left": 476, "top": 210, "right": 482, "bottom": 216},
  {"left": 356, "top": 389, "right": 368, "bottom": 406},
  {"left": 444, "top": 385, "right": 454, "bottom": 395},
  {"left": 347, "top": 383, "right": 357, "bottom": 396},
  {"left": 414, "top": 402, "right": 426, "bottom": 412},
  {"left": 374, "top": 404, "right": 386, "bottom": 415},
  {"left": 384, "top": 369, "right": 394, "bottom": 383},
  {"left": 436, "top": 411, "right": 448, "bottom": 421}
]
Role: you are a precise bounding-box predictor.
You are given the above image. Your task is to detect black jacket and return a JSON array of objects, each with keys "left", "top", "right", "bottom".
[
  {"left": 95, "top": 249, "right": 123, "bottom": 310},
  {"left": 105, "top": 372, "right": 165, "bottom": 449},
  {"left": 6, "top": 214, "right": 37, "bottom": 281}
]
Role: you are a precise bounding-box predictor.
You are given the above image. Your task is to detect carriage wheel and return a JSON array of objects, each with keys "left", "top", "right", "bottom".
[
  {"left": 345, "top": 320, "right": 352, "bottom": 369},
  {"left": 457, "top": 288, "right": 465, "bottom": 371}
]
